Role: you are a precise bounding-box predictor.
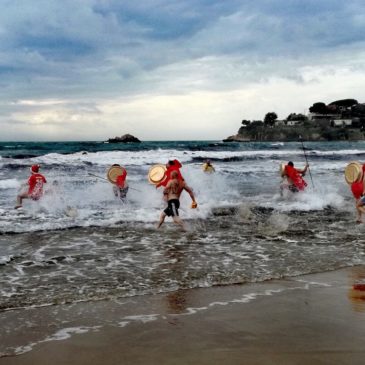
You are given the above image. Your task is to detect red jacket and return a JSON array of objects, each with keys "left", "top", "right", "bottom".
[{"left": 284, "top": 165, "right": 307, "bottom": 191}]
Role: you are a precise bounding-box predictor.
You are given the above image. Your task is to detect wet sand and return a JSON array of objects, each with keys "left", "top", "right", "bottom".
[{"left": 2, "top": 266, "right": 365, "bottom": 365}]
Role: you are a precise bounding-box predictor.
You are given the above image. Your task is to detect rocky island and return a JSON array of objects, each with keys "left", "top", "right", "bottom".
[
  {"left": 107, "top": 134, "right": 141, "bottom": 143},
  {"left": 224, "top": 99, "right": 365, "bottom": 142}
]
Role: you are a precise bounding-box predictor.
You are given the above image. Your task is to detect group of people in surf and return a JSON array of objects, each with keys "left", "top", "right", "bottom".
[
  {"left": 13, "top": 158, "right": 365, "bottom": 226},
  {"left": 14, "top": 159, "right": 212, "bottom": 230}
]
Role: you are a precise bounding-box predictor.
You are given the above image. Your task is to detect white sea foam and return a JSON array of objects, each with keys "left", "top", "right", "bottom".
[
  {"left": 0, "top": 179, "right": 21, "bottom": 189},
  {"left": 15, "top": 148, "right": 364, "bottom": 168},
  {"left": 0, "top": 144, "right": 360, "bottom": 233}
]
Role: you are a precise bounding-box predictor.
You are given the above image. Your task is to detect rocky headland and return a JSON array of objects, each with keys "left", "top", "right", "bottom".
[{"left": 224, "top": 98, "right": 365, "bottom": 142}]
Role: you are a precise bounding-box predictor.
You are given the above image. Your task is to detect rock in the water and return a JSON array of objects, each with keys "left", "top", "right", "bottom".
[{"left": 107, "top": 134, "right": 141, "bottom": 143}]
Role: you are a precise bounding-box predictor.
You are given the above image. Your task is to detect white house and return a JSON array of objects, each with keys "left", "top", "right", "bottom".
[
  {"left": 331, "top": 119, "right": 352, "bottom": 127},
  {"left": 286, "top": 120, "right": 302, "bottom": 126}
]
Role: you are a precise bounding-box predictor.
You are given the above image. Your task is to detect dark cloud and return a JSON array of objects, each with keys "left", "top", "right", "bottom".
[{"left": 0, "top": 0, "right": 365, "bottom": 140}]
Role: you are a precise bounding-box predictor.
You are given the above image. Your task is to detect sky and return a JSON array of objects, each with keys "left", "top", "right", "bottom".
[{"left": 1, "top": 0, "right": 365, "bottom": 141}]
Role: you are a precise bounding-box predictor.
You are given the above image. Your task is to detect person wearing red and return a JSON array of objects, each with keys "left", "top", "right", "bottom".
[
  {"left": 281, "top": 161, "right": 308, "bottom": 193},
  {"left": 157, "top": 170, "right": 197, "bottom": 230},
  {"left": 15, "top": 164, "right": 47, "bottom": 209},
  {"left": 156, "top": 159, "right": 184, "bottom": 188},
  {"left": 112, "top": 165, "right": 129, "bottom": 200},
  {"left": 351, "top": 164, "right": 365, "bottom": 223}
]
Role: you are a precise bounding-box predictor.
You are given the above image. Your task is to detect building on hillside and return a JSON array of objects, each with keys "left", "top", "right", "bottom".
[
  {"left": 286, "top": 120, "right": 302, "bottom": 126},
  {"left": 274, "top": 120, "right": 285, "bottom": 126},
  {"left": 330, "top": 119, "right": 353, "bottom": 127},
  {"left": 308, "top": 112, "right": 341, "bottom": 121}
]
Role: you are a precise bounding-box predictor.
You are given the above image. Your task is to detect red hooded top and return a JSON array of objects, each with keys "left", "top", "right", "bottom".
[
  {"left": 156, "top": 159, "right": 183, "bottom": 188},
  {"left": 284, "top": 165, "right": 307, "bottom": 191}
]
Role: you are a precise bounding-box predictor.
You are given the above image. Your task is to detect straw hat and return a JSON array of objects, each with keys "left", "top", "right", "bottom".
[
  {"left": 279, "top": 162, "right": 286, "bottom": 177},
  {"left": 107, "top": 165, "right": 126, "bottom": 184},
  {"left": 344, "top": 161, "right": 362, "bottom": 184},
  {"left": 148, "top": 164, "right": 166, "bottom": 185}
]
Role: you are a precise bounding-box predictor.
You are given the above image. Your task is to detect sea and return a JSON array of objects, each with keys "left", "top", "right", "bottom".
[{"left": 1, "top": 140, "right": 365, "bottom": 355}]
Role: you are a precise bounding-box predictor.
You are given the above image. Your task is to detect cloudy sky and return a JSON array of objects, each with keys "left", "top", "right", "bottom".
[{"left": 1, "top": 0, "right": 365, "bottom": 141}]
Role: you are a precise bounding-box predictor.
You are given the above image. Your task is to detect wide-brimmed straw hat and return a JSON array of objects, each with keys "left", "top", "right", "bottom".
[
  {"left": 107, "top": 165, "right": 126, "bottom": 184},
  {"left": 148, "top": 164, "right": 166, "bottom": 185},
  {"left": 279, "top": 162, "right": 286, "bottom": 177},
  {"left": 345, "top": 161, "right": 362, "bottom": 184}
]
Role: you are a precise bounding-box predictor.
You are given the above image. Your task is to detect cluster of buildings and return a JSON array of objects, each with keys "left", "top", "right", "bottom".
[{"left": 274, "top": 99, "right": 365, "bottom": 129}]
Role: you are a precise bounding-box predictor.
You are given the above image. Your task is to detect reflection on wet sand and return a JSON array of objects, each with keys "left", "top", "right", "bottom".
[
  {"left": 164, "top": 245, "right": 189, "bottom": 314},
  {"left": 348, "top": 266, "right": 365, "bottom": 312}
]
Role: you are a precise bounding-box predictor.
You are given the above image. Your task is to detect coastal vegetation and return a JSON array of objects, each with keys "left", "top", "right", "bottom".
[{"left": 224, "top": 99, "right": 365, "bottom": 142}]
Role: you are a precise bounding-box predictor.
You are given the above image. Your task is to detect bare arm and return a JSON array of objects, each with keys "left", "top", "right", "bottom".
[
  {"left": 183, "top": 184, "right": 196, "bottom": 202},
  {"left": 297, "top": 164, "right": 309, "bottom": 175}
]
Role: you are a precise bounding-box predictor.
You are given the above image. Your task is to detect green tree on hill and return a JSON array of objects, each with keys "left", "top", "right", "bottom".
[
  {"left": 264, "top": 112, "right": 277, "bottom": 126},
  {"left": 328, "top": 99, "right": 358, "bottom": 108},
  {"left": 286, "top": 113, "right": 307, "bottom": 121},
  {"left": 309, "top": 102, "right": 328, "bottom": 114}
]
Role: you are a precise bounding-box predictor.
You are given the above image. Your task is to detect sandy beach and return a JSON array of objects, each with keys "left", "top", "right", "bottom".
[{"left": 1, "top": 266, "right": 365, "bottom": 365}]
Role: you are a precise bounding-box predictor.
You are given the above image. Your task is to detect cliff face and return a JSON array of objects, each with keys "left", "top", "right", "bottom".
[{"left": 224, "top": 126, "right": 365, "bottom": 142}]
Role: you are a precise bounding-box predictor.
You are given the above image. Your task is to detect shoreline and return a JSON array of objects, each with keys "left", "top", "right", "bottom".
[{"left": 1, "top": 266, "right": 365, "bottom": 364}]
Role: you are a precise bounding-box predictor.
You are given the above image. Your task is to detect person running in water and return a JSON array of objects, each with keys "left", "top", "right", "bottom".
[
  {"left": 281, "top": 161, "right": 308, "bottom": 193},
  {"left": 15, "top": 164, "right": 47, "bottom": 209},
  {"left": 156, "top": 160, "right": 183, "bottom": 188},
  {"left": 350, "top": 164, "right": 365, "bottom": 223},
  {"left": 157, "top": 170, "right": 197, "bottom": 230},
  {"left": 202, "top": 159, "right": 215, "bottom": 173},
  {"left": 111, "top": 164, "right": 129, "bottom": 201}
]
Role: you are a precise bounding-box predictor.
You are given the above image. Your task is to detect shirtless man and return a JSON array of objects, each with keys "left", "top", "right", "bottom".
[{"left": 157, "top": 170, "right": 197, "bottom": 230}]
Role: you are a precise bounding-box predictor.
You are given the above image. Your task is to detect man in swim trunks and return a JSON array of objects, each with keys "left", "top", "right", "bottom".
[
  {"left": 157, "top": 170, "right": 197, "bottom": 230},
  {"left": 15, "top": 164, "right": 47, "bottom": 209}
]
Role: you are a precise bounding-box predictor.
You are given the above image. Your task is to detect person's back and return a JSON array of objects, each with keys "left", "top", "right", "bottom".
[
  {"left": 28, "top": 173, "right": 47, "bottom": 199},
  {"left": 15, "top": 164, "right": 47, "bottom": 208},
  {"left": 284, "top": 161, "right": 307, "bottom": 191},
  {"left": 166, "top": 177, "right": 184, "bottom": 200},
  {"left": 157, "top": 171, "right": 197, "bottom": 229}
]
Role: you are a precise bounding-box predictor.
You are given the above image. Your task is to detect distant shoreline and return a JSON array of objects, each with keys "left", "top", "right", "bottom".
[{"left": 224, "top": 125, "right": 365, "bottom": 142}]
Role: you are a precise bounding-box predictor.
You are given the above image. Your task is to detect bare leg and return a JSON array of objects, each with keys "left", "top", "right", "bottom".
[
  {"left": 356, "top": 201, "right": 365, "bottom": 223},
  {"left": 157, "top": 212, "right": 167, "bottom": 229},
  {"left": 15, "top": 192, "right": 29, "bottom": 209},
  {"left": 172, "top": 216, "right": 186, "bottom": 231}
]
